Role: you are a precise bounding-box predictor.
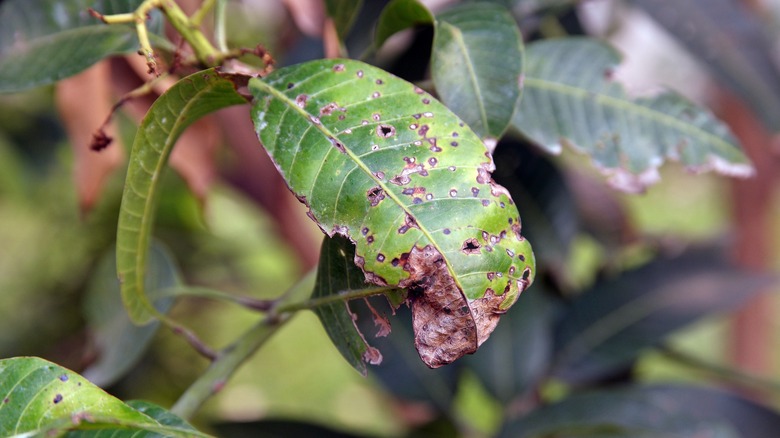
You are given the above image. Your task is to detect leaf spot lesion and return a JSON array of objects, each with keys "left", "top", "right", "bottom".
[
  {"left": 461, "top": 238, "right": 481, "bottom": 254},
  {"left": 367, "top": 186, "right": 386, "bottom": 206},
  {"left": 377, "top": 124, "right": 395, "bottom": 138}
]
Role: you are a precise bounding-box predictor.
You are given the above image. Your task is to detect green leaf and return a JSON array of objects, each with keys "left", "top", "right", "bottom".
[
  {"left": 432, "top": 3, "right": 523, "bottom": 139},
  {"left": 500, "top": 384, "right": 780, "bottom": 438},
  {"left": 116, "top": 69, "right": 246, "bottom": 325},
  {"left": 250, "top": 59, "right": 534, "bottom": 367},
  {"left": 552, "top": 247, "right": 776, "bottom": 385},
  {"left": 514, "top": 38, "right": 753, "bottom": 192},
  {"left": 0, "top": 357, "right": 210, "bottom": 437},
  {"left": 82, "top": 243, "right": 180, "bottom": 387},
  {"left": 324, "top": 0, "right": 364, "bottom": 41},
  {"left": 0, "top": 0, "right": 163, "bottom": 93},
  {"left": 313, "top": 235, "right": 397, "bottom": 376},
  {"left": 374, "top": 0, "right": 433, "bottom": 50}
]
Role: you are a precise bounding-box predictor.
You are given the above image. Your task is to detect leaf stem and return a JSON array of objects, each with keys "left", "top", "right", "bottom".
[
  {"left": 273, "top": 286, "right": 400, "bottom": 315},
  {"left": 214, "top": 0, "right": 229, "bottom": 52},
  {"left": 190, "top": 0, "right": 216, "bottom": 26}
]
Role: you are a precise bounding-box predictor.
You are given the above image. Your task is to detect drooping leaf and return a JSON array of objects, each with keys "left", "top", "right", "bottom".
[
  {"left": 500, "top": 384, "right": 780, "bottom": 438},
  {"left": 313, "top": 235, "right": 401, "bottom": 375},
  {"left": 82, "top": 242, "right": 179, "bottom": 387},
  {"left": 374, "top": 0, "right": 433, "bottom": 50},
  {"left": 325, "top": 0, "right": 364, "bottom": 41},
  {"left": 116, "top": 69, "right": 247, "bottom": 324},
  {"left": 0, "top": 0, "right": 164, "bottom": 93},
  {"left": 0, "top": 357, "right": 210, "bottom": 437},
  {"left": 514, "top": 38, "right": 753, "bottom": 193},
  {"left": 634, "top": 0, "right": 780, "bottom": 132},
  {"left": 250, "top": 59, "right": 534, "bottom": 367},
  {"left": 552, "top": 247, "right": 776, "bottom": 385},
  {"left": 432, "top": 3, "right": 523, "bottom": 140}
]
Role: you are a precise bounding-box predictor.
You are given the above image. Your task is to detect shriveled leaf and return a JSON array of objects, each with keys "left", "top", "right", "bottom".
[
  {"left": 552, "top": 247, "right": 777, "bottom": 385},
  {"left": 250, "top": 59, "right": 534, "bottom": 367},
  {"left": 116, "top": 69, "right": 246, "bottom": 324},
  {"left": 514, "top": 38, "right": 753, "bottom": 192},
  {"left": 313, "top": 235, "right": 397, "bottom": 375},
  {"left": 432, "top": 3, "right": 523, "bottom": 140},
  {"left": 374, "top": 0, "right": 433, "bottom": 50},
  {"left": 0, "top": 0, "right": 163, "bottom": 93},
  {"left": 324, "top": 0, "right": 364, "bottom": 41},
  {"left": 82, "top": 243, "right": 179, "bottom": 387},
  {"left": 635, "top": 0, "right": 780, "bottom": 132},
  {"left": 0, "top": 357, "right": 209, "bottom": 437},
  {"left": 500, "top": 384, "right": 780, "bottom": 438}
]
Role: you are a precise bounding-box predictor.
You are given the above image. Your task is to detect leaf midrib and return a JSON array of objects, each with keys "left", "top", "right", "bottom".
[{"left": 252, "top": 78, "right": 466, "bottom": 293}]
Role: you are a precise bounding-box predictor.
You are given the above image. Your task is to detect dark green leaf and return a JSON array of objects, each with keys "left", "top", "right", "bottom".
[
  {"left": 374, "top": 0, "right": 433, "bottom": 50},
  {"left": 125, "top": 400, "right": 197, "bottom": 429},
  {"left": 116, "top": 69, "right": 246, "bottom": 324},
  {"left": 634, "top": 0, "right": 780, "bottom": 131},
  {"left": 514, "top": 38, "right": 753, "bottom": 192},
  {"left": 250, "top": 59, "right": 534, "bottom": 367},
  {"left": 313, "top": 235, "right": 399, "bottom": 375},
  {"left": 0, "top": 357, "right": 210, "bottom": 437},
  {"left": 82, "top": 243, "right": 180, "bottom": 387},
  {"left": 552, "top": 247, "right": 776, "bottom": 384},
  {"left": 432, "top": 3, "right": 523, "bottom": 139},
  {"left": 0, "top": 0, "right": 163, "bottom": 92},
  {"left": 500, "top": 384, "right": 780, "bottom": 438},
  {"left": 325, "top": 0, "right": 364, "bottom": 41}
]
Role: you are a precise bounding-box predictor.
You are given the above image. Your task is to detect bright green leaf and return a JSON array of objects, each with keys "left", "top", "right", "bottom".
[
  {"left": 250, "top": 59, "right": 534, "bottom": 367},
  {"left": 432, "top": 3, "right": 523, "bottom": 139},
  {"left": 514, "top": 38, "right": 753, "bottom": 192},
  {"left": 0, "top": 357, "right": 210, "bottom": 437},
  {"left": 374, "top": 0, "right": 433, "bottom": 50},
  {"left": 116, "top": 69, "right": 247, "bottom": 325},
  {"left": 0, "top": 0, "right": 163, "bottom": 93},
  {"left": 325, "top": 0, "right": 364, "bottom": 41},
  {"left": 82, "top": 243, "right": 180, "bottom": 387}
]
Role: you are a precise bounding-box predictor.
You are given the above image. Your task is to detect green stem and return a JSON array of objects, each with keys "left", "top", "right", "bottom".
[
  {"left": 158, "top": 0, "right": 220, "bottom": 66},
  {"left": 214, "top": 0, "right": 228, "bottom": 52},
  {"left": 273, "top": 286, "right": 399, "bottom": 315},
  {"left": 190, "top": 0, "right": 216, "bottom": 26},
  {"left": 170, "top": 270, "right": 317, "bottom": 419}
]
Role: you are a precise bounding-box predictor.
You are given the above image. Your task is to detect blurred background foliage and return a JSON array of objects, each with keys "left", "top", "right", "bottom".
[{"left": 2, "top": 0, "right": 780, "bottom": 437}]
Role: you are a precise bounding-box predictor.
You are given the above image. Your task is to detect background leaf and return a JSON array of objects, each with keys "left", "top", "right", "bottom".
[
  {"left": 116, "top": 69, "right": 246, "bottom": 324},
  {"left": 500, "top": 384, "right": 780, "bottom": 438},
  {"left": 432, "top": 2, "right": 523, "bottom": 139},
  {"left": 514, "top": 38, "right": 752, "bottom": 192},
  {"left": 325, "top": 0, "right": 364, "bottom": 41},
  {"left": 251, "top": 58, "right": 534, "bottom": 367},
  {"left": 82, "top": 242, "right": 180, "bottom": 387},
  {"left": 373, "top": 0, "right": 433, "bottom": 50},
  {"left": 552, "top": 247, "right": 777, "bottom": 385},
  {"left": 634, "top": 0, "right": 780, "bottom": 132},
  {"left": 0, "top": 0, "right": 163, "bottom": 93},
  {"left": 0, "top": 357, "right": 208, "bottom": 437}
]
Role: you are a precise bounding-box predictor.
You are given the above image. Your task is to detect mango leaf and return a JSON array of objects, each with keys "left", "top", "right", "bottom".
[
  {"left": 250, "top": 59, "right": 534, "bottom": 367},
  {"left": 116, "top": 69, "right": 246, "bottom": 324},
  {"left": 500, "top": 384, "right": 780, "bottom": 438},
  {"left": 432, "top": 3, "right": 523, "bottom": 140},
  {"left": 0, "top": 0, "right": 163, "bottom": 93},
  {"left": 313, "top": 235, "right": 400, "bottom": 376},
  {"left": 634, "top": 0, "right": 780, "bottom": 132},
  {"left": 0, "top": 357, "right": 210, "bottom": 437},
  {"left": 552, "top": 247, "right": 777, "bottom": 385},
  {"left": 325, "top": 0, "right": 364, "bottom": 41},
  {"left": 514, "top": 38, "right": 753, "bottom": 193},
  {"left": 374, "top": 0, "right": 433, "bottom": 50},
  {"left": 82, "top": 242, "right": 179, "bottom": 387}
]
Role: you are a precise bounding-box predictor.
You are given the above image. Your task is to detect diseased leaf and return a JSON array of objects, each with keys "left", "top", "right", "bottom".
[
  {"left": 116, "top": 69, "right": 247, "bottom": 324},
  {"left": 514, "top": 38, "right": 753, "bottom": 192},
  {"left": 250, "top": 59, "right": 534, "bottom": 367},
  {"left": 374, "top": 0, "right": 433, "bottom": 50},
  {"left": 432, "top": 3, "right": 523, "bottom": 140},
  {"left": 0, "top": 0, "right": 164, "bottom": 93},
  {"left": 324, "top": 0, "right": 364, "bottom": 41},
  {"left": 0, "top": 357, "right": 210, "bottom": 437},
  {"left": 500, "top": 384, "right": 780, "bottom": 438},
  {"left": 552, "top": 247, "right": 777, "bottom": 385},
  {"left": 313, "top": 235, "right": 398, "bottom": 375},
  {"left": 82, "top": 243, "right": 179, "bottom": 387},
  {"left": 635, "top": 0, "right": 780, "bottom": 132}
]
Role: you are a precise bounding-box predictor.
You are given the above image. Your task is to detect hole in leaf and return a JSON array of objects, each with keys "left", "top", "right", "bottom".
[
  {"left": 377, "top": 124, "right": 395, "bottom": 138},
  {"left": 461, "top": 238, "right": 481, "bottom": 254}
]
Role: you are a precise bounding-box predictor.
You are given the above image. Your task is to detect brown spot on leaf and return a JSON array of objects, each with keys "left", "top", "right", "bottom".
[
  {"left": 333, "top": 63, "right": 345, "bottom": 72},
  {"left": 377, "top": 124, "right": 395, "bottom": 138},
  {"left": 476, "top": 166, "right": 490, "bottom": 184},
  {"left": 357, "top": 70, "right": 364, "bottom": 78},
  {"left": 390, "top": 174, "right": 411, "bottom": 185},
  {"left": 461, "top": 238, "right": 481, "bottom": 254},
  {"left": 320, "top": 102, "right": 338, "bottom": 116},
  {"left": 471, "top": 187, "right": 480, "bottom": 197},
  {"left": 329, "top": 137, "right": 346, "bottom": 154},
  {"left": 53, "top": 394, "right": 63, "bottom": 404},
  {"left": 295, "top": 94, "right": 308, "bottom": 108},
  {"left": 428, "top": 157, "right": 438, "bottom": 167},
  {"left": 418, "top": 125, "right": 429, "bottom": 137},
  {"left": 367, "top": 186, "right": 386, "bottom": 206}
]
